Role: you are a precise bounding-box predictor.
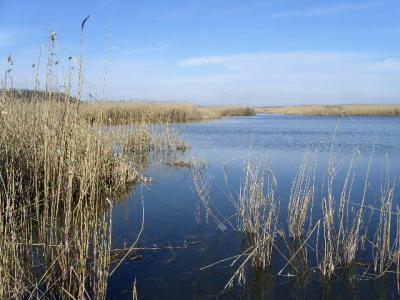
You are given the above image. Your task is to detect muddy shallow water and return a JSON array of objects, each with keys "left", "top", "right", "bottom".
[{"left": 107, "top": 114, "right": 400, "bottom": 299}]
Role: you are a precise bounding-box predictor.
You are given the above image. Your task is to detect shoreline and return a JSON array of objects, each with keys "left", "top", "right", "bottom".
[{"left": 255, "top": 104, "right": 400, "bottom": 116}]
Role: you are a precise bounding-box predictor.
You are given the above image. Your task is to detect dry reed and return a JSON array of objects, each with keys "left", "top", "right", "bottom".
[
  {"left": 197, "top": 148, "right": 400, "bottom": 292},
  {"left": 236, "top": 159, "right": 278, "bottom": 270},
  {"left": 256, "top": 104, "right": 400, "bottom": 116},
  {"left": 81, "top": 101, "right": 255, "bottom": 125},
  {"left": 0, "top": 94, "right": 138, "bottom": 298},
  {"left": 288, "top": 151, "right": 317, "bottom": 239}
]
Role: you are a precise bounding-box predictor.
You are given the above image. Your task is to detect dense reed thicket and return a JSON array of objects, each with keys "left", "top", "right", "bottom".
[
  {"left": 82, "top": 101, "right": 255, "bottom": 125},
  {"left": 0, "top": 83, "right": 200, "bottom": 298},
  {"left": 198, "top": 106, "right": 256, "bottom": 119},
  {"left": 0, "top": 92, "right": 140, "bottom": 298},
  {"left": 82, "top": 101, "right": 202, "bottom": 125},
  {"left": 0, "top": 23, "right": 255, "bottom": 298}
]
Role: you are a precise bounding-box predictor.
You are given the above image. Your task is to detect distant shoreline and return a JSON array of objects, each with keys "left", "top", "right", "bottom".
[{"left": 255, "top": 104, "right": 400, "bottom": 116}]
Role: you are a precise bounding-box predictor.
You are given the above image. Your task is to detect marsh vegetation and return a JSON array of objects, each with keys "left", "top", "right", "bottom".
[
  {"left": 192, "top": 149, "right": 400, "bottom": 295},
  {"left": 0, "top": 49, "right": 254, "bottom": 298},
  {"left": 1, "top": 28, "right": 399, "bottom": 300},
  {"left": 256, "top": 104, "right": 400, "bottom": 116}
]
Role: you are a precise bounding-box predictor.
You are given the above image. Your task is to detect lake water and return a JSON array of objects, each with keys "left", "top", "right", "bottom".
[{"left": 107, "top": 114, "right": 400, "bottom": 299}]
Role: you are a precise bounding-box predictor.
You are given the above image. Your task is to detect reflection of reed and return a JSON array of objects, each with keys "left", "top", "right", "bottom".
[
  {"left": 192, "top": 161, "right": 232, "bottom": 231},
  {"left": 196, "top": 149, "right": 400, "bottom": 294}
]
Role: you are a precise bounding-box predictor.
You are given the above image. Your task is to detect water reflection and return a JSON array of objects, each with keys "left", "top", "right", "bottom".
[{"left": 107, "top": 114, "right": 400, "bottom": 299}]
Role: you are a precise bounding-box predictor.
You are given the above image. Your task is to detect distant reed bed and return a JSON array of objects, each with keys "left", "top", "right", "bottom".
[
  {"left": 82, "top": 101, "right": 255, "bottom": 125},
  {"left": 256, "top": 104, "right": 400, "bottom": 116},
  {"left": 82, "top": 101, "right": 202, "bottom": 125},
  {"left": 198, "top": 106, "right": 256, "bottom": 119}
]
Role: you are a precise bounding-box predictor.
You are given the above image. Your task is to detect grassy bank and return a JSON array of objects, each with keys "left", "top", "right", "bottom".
[{"left": 256, "top": 104, "right": 400, "bottom": 116}]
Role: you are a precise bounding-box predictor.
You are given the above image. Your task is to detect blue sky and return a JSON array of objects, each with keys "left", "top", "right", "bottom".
[{"left": 1, "top": 0, "right": 400, "bottom": 105}]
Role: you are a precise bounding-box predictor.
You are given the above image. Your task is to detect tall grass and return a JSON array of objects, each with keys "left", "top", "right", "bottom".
[
  {"left": 0, "top": 22, "right": 208, "bottom": 297},
  {"left": 373, "top": 169, "right": 397, "bottom": 275},
  {"left": 0, "top": 64, "right": 197, "bottom": 298},
  {"left": 288, "top": 151, "right": 316, "bottom": 239},
  {"left": 236, "top": 160, "right": 278, "bottom": 271},
  {"left": 193, "top": 158, "right": 279, "bottom": 287},
  {"left": 195, "top": 150, "right": 400, "bottom": 291},
  {"left": 198, "top": 106, "right": 256, "bottom": 119},
  {"left": 82, "top": 101, "right": 202, "bottom": 125},
  {"left": 82, "top": 101, "right": 256, "bottom": 125},
  {"left": 0, "top": 93, "right": 140, "bottom": 298}
]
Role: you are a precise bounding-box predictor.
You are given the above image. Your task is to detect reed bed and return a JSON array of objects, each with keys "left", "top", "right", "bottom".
[
  {"left": 82, "top": 101, "right": 255, "bottom": 125},
  {"left": 0, "top": 26, "right": 254, "bottom": 299},
  {"left": 82, "top": 101, "right": 202, "bottom": 125},
  {"left": 0, "top": 92, "right": 141, "bottom": 298},
  {"left": 0, "top": 83, "right": 197, "bottom": 298},
  {"left": 198, "top": 106, "right": 255, "bottom": 119},
  {"left": 256, "top": 104, "right": 400, "bottom": 116},
  {"left": 120, "top": 124, "right": 189, "bottom": 154}
]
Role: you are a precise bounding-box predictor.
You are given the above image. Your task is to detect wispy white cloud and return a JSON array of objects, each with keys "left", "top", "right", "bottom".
[
  {"left": 111, "top": 51, "right": 400, "bottom": 105},
  {"left": 10, "top": 50, "right": 400, "bottom": 105},
  {"left": 94, "top": 51, "right": 400, "bottom": 105},
  {"left": 270, "top": 3, "right": 377, "bottom": 20}
]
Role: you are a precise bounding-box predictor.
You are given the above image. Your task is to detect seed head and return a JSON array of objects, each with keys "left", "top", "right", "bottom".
[{"left": 50, "top": 31, "right": 57, "bottom": 42}]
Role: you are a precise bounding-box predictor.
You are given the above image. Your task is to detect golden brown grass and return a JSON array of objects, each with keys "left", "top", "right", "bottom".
[
  {"left": 0, "top": 87, "right": 198, "bottom": 298},
  {"left": 288, "top": 151, "right": 316, "bottom": 240},
  {"left": 0, "top": 67, "right": 201, "bottom": 299},
  {"left": 0, "top": 92, "right": 140, "bottom": 298},
  {"left": 0, "top": 24, "right": 255, "bottom": 299},
  {"left": 256, "top": 104, "right": 400, "bottom": 116},
  {"left": 198, "top": 106, "right": 255, "bottom": 119},
  {"left": 236, "top": 159, "right": 278, "bottom": 272},
  {"left": 82, "top": 101, "right": 202, "bottom": 125},
  {"left": 82, "top": 101, "right": 255, "bottom": 125}
]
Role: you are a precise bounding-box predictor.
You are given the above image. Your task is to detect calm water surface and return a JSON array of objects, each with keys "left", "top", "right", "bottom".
[{"left": 107, "top": 114, "right": 400, "bottom": 299}]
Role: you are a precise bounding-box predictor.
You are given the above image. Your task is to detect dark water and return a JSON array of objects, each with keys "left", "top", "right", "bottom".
[{"left": 107, "top": 114, "right": 400, "bottom": 299}]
